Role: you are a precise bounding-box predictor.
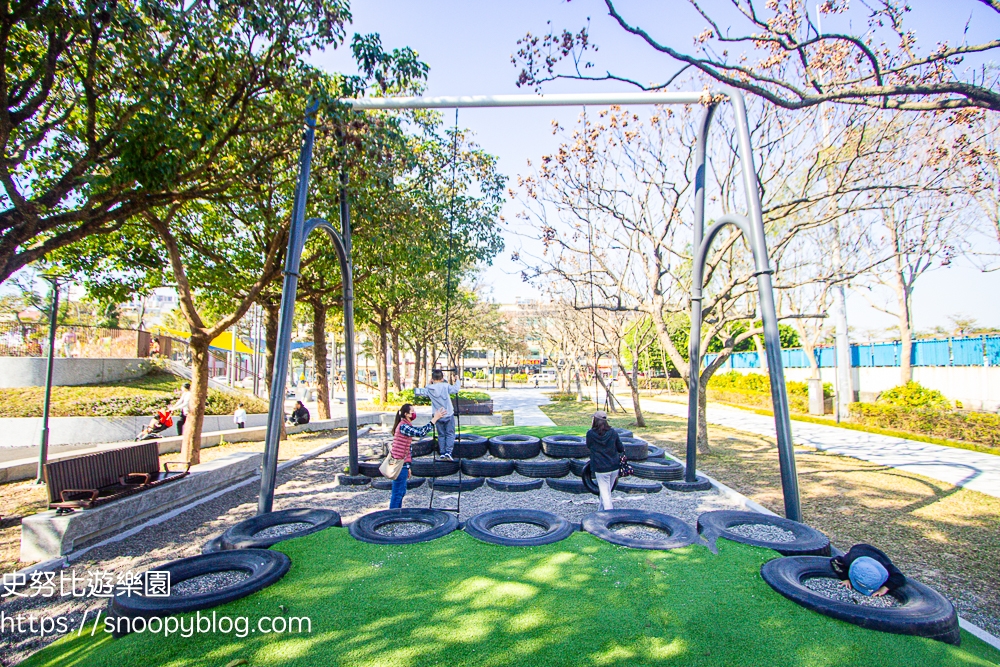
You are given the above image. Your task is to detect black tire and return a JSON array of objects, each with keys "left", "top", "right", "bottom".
[
  {"left": 409, "top": 458, "right": 461, "bottom": 477},
  {"left": 541, "top": 435, "right": 589, "bottom": 459},
  {"left": 358, "top": 461, "right": 383, "bottom": 478},
  {"left": 620, "top": 437, "right": 649, "bottom": 461},
  {"left": 615, "top": 427, "right": 633, "bottom": 438},
  {"left": 488, "top": 434, "right": 542, "bottom": 459},
  {"left": 568, "top": 459, "right": 588, "bottom": 476},
  {"left": 109, "top": 549, "right": 290, "bottom": 631},
  {"left": 615, "top": 479, "right": 662, "bottom": 494},
  {"left": 411, "top": 437, "right": 436, "bottom": 458},
  {"left": 580, "top": 462, "right": 600, "bottom": 495},
  {"left": 430, "top": 476, "right": 485, "bottom": 492},
  {"left": 514, "top": 458, "right": 571, "bottom": 478},
  {"left": 452, "top": 434, "right": 488, "bottom": 459},
  {"left": 461, "top": 458, "right": 515, "bottom": 477},
  {"left": 464, "top": 509, "right": 575, "bottom": 547},
  {"left": 370, "top": 476, "right": 426, "bottom": 490},
  {"left": 545, "top": 477, "right": 589, "bottom": 494},
  {"left": 697, "top": 510, "right": 831, "bottom": 556},
  {"left": 646, "top": 445, "right": 665, "bottom": 459},
  {"left": 217, "top": 508, "right": 342, "bottom": 550},
  {"left": 631, "top": 458, "right": 684, "bottom": 481},
  {"left": 582, "top": 510, "right": 697, "bottom": 550},
  {"left": 337, "top": 474, "right": 370, "bottom": 486},
  {"left": 486, "top": 477, "right": 544, "bottom": 492},
  {"left": 761, "top": 556, "right": 960, "bottom": 645},
  {"left": 348, "top": 508, "right": 460, "bottom": 545}
]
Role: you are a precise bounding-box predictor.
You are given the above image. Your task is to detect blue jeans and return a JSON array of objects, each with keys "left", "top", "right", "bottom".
[
  {"left": 436, "top": 417, "right": 455, "bottom": 456},
  {"left": 389, "top": 463, "right": 410, "bottom": 509}
]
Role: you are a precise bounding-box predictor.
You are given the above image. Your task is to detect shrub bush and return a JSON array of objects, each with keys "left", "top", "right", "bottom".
[
  {"left": 508, "top": 373, "right": 529, "bottom": 383},
  {"left": 849, "top": 402, "right": 999, "bottom": 448},
  {"left": 546, "top": 392, "right": 578, "bottom": 402},
  {"left": 876, "top": 381, "right": 950, "bottom": 409}
]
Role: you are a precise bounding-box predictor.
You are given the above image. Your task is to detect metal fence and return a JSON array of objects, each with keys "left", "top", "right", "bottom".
[
  {"left": 707, "top": 335, "right": 1000, "bottom": 369},
  {"left": 0, "top": 322, "right": 144, "bottom": 358}
]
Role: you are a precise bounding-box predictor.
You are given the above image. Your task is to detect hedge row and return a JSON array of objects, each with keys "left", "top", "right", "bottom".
[{"left": 849, "top": 403, "right": 1000, "bottom": 448}]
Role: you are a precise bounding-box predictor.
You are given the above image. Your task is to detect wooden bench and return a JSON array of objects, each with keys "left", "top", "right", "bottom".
[{"left": 44, "top": 441, "right": 190, "bottom": 512}]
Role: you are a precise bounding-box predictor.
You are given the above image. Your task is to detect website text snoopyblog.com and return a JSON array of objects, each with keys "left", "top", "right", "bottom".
[{"left": 2, "top": 610, "right": 312, "bottom": 639}]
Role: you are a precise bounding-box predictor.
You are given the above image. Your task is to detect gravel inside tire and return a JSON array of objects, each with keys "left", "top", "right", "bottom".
[
  {"left": 409, "top": 457, "right": 461, "bottom": 478},
  {"left": 461, "top": 457, "right": 516, "bottom": 477},
  {"left": 429, "top": 475, "right": 485, "bottom": 492},
  {"left": 486, "top": 476, "right": 544, "bottom": 492},
  {"left": 545, "top": 477, "right": 589, "bottom": 494},
  {"left": 697, "top": 510, "right": 831, "bottom": 556},
  {"left": 452, "top": 434, "right": 489, "bottom": 459},
  {"left": 631, "top": 458, "right": 684, "bottom": 481},
  {"left": 488, "top": 434, "right": 542, "bottom": 459},
  {"left": 109, "top": 549, "right": 291, "bottom": 630},
  {"left": 514, "top": 458, "right": 571, "bottom": 478},
  {"left": 348, "top": 508, "right": 459, "bottom": 545},
  {"left": 216, "top": 508, "right": 342, "bottom": 550},
  {"left": 582, "top": 509, "right": 697, "bottom": 550},
  {"left": 760, "top": 556, "right": 959, "bottom": 645},
  {"left": 370, "top": 476, "right": 426, "bottom": 491},
  {"left": 464, "top": 509, "right": 575, "bottom": 546}
]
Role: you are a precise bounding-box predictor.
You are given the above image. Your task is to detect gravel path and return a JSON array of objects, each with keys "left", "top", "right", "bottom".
[
  {"left": 171, "top": 570, "right": 250, "bottom": 597},
  {"left": 252, "top": 522, "right": 314, "bottom": 539},
  {"left": 0, "top": 430, "right": 746, "bottom": 665},
  {"left": 727, "top": 523, "right": 796, "bottom": 543},
  {"left": 804, "top": 577, "right": 900, "bottom": 608}
]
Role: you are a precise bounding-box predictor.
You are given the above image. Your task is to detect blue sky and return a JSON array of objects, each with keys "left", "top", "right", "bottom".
[{"left": 310, "top": 1, "right": 1000, "bottom": 336}]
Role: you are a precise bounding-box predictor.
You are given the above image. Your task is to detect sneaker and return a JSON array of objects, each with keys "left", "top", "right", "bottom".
[{"left": 440, "top": 453, "right": 454, "bottom": 461}]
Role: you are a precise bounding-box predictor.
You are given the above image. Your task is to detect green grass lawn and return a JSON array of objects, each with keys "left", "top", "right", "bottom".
[{"left": 20, "top": 530, "right": 1000, "bottom": 667}]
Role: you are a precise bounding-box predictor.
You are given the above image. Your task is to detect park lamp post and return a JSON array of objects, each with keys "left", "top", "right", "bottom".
[{"left": 36, "top": 274, "right": 68, "bottom": 485}]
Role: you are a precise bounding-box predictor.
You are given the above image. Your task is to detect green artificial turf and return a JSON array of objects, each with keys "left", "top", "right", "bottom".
[{"left": 20, "top": 531, "right": 1000, "bottom": 667}]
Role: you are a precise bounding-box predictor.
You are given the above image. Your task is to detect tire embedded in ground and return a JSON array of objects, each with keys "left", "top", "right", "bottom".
[
  {"left": 545, "top": 477, "right": 589, "bottom": 494},
  {"left": 216, "top": 508, "right": 342, "bottom": 551},
  {"left": 620, "top": 437, "right": 649, "bottom": 460},
  {"left": 348, "top": 508, "right": 460, "bottom": 545},
  {"left": 371, "top": 476, "right": 426, "bottom": 490},
  {"left": 486, "top": 477, "right": 544, "bottom": 492},
  {"left": 582, "top": 509, "right": 697, "bottom": 550},
  {"left": 646, "top": 445, "right": 665, "bottom": 459},
  {"left": 452, "top": 434, "right": 489, "bottom": 459},
  {"left": 631, "top": 458, "right": 684, "bottom": 481},
  {"left": 337, "top": 474, "right": 371, "bottom": 486},
  {"left": 568, "top": 459, "right": 588, "bottom": 476},
  {"left": 461, "top": 458, "right": 515, "bottom": 477},
  {"left": 358, "top": 461, "right": 383, "bottom": 478},
  {"left": 409, "top": 457, "right": 461, "bottom": 477},
  {"left": 614, "top": 479, "right": 662, "bottom": 494},
  {"left": 697, "top": 510, "right": 831, "bottom": 556},
  {"left": 760, "top": 556, "right": 960, "bottom": 645},
  {"left": 430, "top": 476, "right": 485, "bottom": 492},
  {"left": 514, "top": 458, "right": 571, "bottom": 479},
  {"left": 663, "top": 475, "right": 713, "bottom": 492},
  {"left": 411, "top": 437, "right": 436, "bottom": 458},
  {"left": 109, "top": 549, "right": 291, "bottom": 634},
  {"left": 464, "top": 509, "right": 575, "bottom": 547},
  {"left": 541, "top": 435, "right": 589, "bottom": 458},
  {"left": 614, "top": 427, "right": 633, "bottom": 438},
  {"left": 488, "top": 434, "right": 542, "bottom": 459}
]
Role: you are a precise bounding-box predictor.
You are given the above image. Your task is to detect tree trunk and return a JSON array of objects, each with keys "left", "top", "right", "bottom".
[
  {"left": 696, "top": 378, "right": 711, "bottom": 455},
  {"left": 312, "top": 300, "right": 331, "bottom": 420},
  {"left": 894, "top": 270, "right": 913, "bottom": 384},
  {"left": 753, "top": 334, "right": 767, "bottom": 372},
  {"left": 628, "top": 358, "right": 646, "bottom": 427},
  {"left": 574, "top": 360, "right": 584, "bottom": 400},
  {"left": 378, "top": 322, "right": 389, "bottom": 403},
  {"left": 262, "top": 301, "right": 287, "bottom": 441},
  {"left": 391, "top": 328, "right": 402, "bottom": 391},
  {"left": 182, "top": 333, "right": 211, "bottom": 466},
  {"left": 412, "top": 340, "right": 423, "bottom": 391}
]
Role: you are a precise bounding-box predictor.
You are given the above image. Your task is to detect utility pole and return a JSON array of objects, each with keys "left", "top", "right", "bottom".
[{"left": 36, "top": 275, "right": 66, "bottom": 485}]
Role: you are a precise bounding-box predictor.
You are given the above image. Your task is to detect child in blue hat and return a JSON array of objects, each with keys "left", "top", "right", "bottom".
[{"left": 830, "top": 544, "right": 906, "bottom": 597}]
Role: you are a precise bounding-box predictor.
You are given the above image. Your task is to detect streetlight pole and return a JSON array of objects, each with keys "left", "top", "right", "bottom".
[{"left": 36, "top": 275, "right": 65, "bottom": 485}]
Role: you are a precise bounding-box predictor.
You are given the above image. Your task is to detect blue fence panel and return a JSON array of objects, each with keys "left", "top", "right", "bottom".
[
  {"left": 987, "top": 336, "right": 1000, "bottom": 367},
  {"left": 952, "top": 337, "right": 985, "bottom": 367},
  {"left": 781, "top": 349, "right": 810, "bottom": 368},
  {"left": 704, "top": 353, "right": 719, "bottom": 368},
  {"left": 871, "top": 343, "right": 899, "bottom": 367},
  {"left": 852, "top": 345, "right": 869, "bottom": 367},
  {"left": 816, "top": 347, "right": 837, "bottom": 368},
  {"left": 912, "top": 339, "right": 951, "bottom": 367},
  {"left": 730, "top": 352, "right": 760, "bottom": 368}
]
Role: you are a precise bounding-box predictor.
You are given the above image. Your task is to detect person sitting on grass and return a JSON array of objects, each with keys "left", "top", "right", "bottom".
[
  {"left": 830, "top": 543, "right": 906, "bottom": 597},
  {"left": 414, "top": 369, "right": 461, "bottom": 460},
  {"left": 586, "top": 410, "right": 624, "bottom": 511},
  {"left": 287, "top": 400, "right": 310, "bottom": 426},
  {"left": 388, "top": 403, "right": 447, "bottom": 509}
]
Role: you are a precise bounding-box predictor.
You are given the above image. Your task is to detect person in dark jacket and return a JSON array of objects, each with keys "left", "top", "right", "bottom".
[
  {"left": 287, "top": 401, "right": 310, "bottom": 426},
  {"left": 586, "top": 410, "right": 624, "bottom": 510},
  {"left": 830, "top": 543, "right": 906, "bottom": 597}
]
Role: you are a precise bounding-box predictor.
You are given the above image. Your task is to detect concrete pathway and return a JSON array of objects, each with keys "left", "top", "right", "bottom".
[
  {"left": 624, "top": 395, "right": 1000, "bottom": 499},
  {"left": 488, "top": 389, "right": 557, "bottom": 426}
]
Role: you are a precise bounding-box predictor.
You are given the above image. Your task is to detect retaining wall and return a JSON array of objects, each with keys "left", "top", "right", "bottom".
[{"left": 0, "top": 357, "right": 151, "bottom": 388}]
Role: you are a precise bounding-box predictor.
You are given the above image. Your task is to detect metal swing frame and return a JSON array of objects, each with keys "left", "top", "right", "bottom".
[{"left": 258, "top": 88, "right": 802, "bottom": 522}]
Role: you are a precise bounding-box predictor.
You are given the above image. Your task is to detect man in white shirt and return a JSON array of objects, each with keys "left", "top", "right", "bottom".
[
  {"left": 234, "top": 403, "right": 247, "bottom": 429},
  {"left": 172, "top": 383, "right": 191, "bottom": 436}
]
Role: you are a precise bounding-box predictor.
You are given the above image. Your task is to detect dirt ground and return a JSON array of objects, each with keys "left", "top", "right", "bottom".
[{"left": 540, "top": 400, "right": 1000, "bottom": 636}]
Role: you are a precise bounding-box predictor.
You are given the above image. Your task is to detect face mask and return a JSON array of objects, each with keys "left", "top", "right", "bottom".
[{"left": 409, "top": 412, "right": 417, "bottom": 420}]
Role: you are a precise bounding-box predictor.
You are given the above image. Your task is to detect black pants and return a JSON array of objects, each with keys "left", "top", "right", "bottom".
[
  {"left": 237, "top": 423, "right": 245, "bottom": 429},
  {"left": 176, "top": 414, "right": 186, "bottom": 436}
]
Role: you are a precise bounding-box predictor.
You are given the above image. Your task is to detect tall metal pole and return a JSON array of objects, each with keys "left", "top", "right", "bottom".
[
  {"left": 339, "top": 169, "right": 360, "bottom": 477},
  {"left": 35, "top": 276, "right": 61, "bottom": 485},
  {"left": 729, "top": 90, "right": 801, "bottom": 521},
  {"left": 258, "top": 103, "right": 318, "bottom": 515}
]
